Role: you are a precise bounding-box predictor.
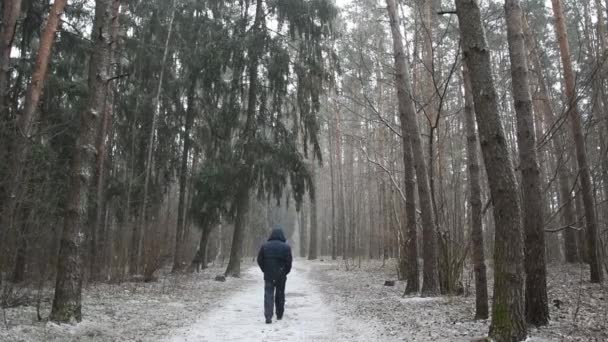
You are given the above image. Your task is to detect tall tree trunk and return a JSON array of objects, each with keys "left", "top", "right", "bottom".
[
  {"left": 574, "top": 185, "right": 589, "bottom": 263},
  {"left": 385, "top": 0, "right": 438, "bottom": 296},
  {"left": 89, "top": 0, "right": 121, "bottom": 281},
  {"left": 462, "top": 63, "right": 488, "bottom": 320},
  {"left": 192, "top": 225, "right": 211, "bottom": 271},
  {"left": 550, "top": 0, "right": 603, "bottom": 283},
  {"left": 329, "top": 118, "right": 337, "bottom": 260},
  {"left": 50, "top": 0, "right": 112, "bottom": 322},
  {"left": 335, "top": 109, "right": 347, "bottom": 259},
  {"left": 1, "top": 0, "right": 67, "bottom": 267},
  {"left": 130, "top": 1, "right": 176, "bottom": 275},
  {"left": 504, "top": 0, "right": 549, "bottom": 326},
  {"left": 522, "top": 15, "right": 579, "bottom": 263},
  {"left": 596, "top": 0, "right": 608, "bottom": 257},
  {"left": 225, "top": 0, "right": 264, "bottom": 277},
  {"left": 172, "top": 71, "right": 198, "bottom": 273},
  {"left": 299, "top": 198, "right": 307, "bottom": 258},
  {"left": 225, "top": 186, "right": 250, "bottom": 277},
  {"left": 308, "top": 162, "right": 318, "bottom": 260},
  {"left": 455, "top": 0, "right": 526, "bottom": 340}
]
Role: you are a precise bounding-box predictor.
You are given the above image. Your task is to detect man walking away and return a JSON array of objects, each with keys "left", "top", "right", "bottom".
[{"left": 257, "top": 225, "right": 293, "bottom": 324}]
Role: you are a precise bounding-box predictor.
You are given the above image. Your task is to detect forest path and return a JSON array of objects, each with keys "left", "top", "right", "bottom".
[{"left": 168, "top": 260, "right": 380, "bottom": 342}]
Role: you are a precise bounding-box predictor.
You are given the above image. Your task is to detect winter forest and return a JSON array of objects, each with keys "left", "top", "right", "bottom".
[{"left": 0, "top": 0, "right": 607, "bottom": 340}]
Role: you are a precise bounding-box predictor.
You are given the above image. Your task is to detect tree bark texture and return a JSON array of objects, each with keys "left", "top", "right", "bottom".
[
  {"left": 130, "top": 0, "right": 176, "bottom": 275},
  {"left": 385, "top": 0, "right": 438, "bottom": 296},
  {"left": 173, "top": 71, "right": 198, "bottom": 272},
  {"left": 89, "top": 0, "right": 121, "bottom": 280},
  {"left": 1, "top": 0, "right": 67, "bottom": 265},
  {"left": 225, "top": 187, "right": 250, "bottom": 277},
  {"left": 550, "top": 0, "right": 603, "bottom": 283},
  {"left": 462, "top": 63, "right": 488, "bottom": 320},
  {"left": 504, "top": 0, "right": 549, "bottom": 326},
  {"left": 51, "top": 0, "right": 112, "bottom": 323},
  {"left": 225, "top": 0, "right": 263, "bottom": 277},
  {"left": 522, "top": 15, "right": 579, "bottom": 263},
  {"left": 308, "top": 163, "right": 318, "bottom": 260},
  {"left": 299, "top": 198, "right": 308, "bottom": 258},
  {"left": 455, "top": 0, "right": 526, "bottom": 340}
]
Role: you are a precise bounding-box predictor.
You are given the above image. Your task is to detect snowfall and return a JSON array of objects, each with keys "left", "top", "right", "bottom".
[{"left": 0, "top": 259, "right": 606, "bottom": 341}]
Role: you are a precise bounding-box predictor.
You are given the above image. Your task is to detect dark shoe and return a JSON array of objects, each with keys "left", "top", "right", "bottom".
[
  {"left": 265, "top": 318, "right": 272, "bottom": 324},
  {"left": 276, "top": 314, "right": 283, "bottom": 320}
]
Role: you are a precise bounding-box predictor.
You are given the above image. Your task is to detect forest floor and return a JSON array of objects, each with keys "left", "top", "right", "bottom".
[
  {"left": 0, "top": 259, "right": 606, "bottom": 341},
  {"left": 312, "top": 258, "right": 608, "bottom": 341}
]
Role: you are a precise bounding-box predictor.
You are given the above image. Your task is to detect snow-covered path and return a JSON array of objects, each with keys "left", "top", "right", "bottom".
[{"left": 169, "top": 261, "right": 380, "bottom": 342}]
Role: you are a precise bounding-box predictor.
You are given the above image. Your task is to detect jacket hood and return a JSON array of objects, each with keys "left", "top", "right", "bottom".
[{"left": 268, "top": 226, "right": 286, "bottom": 242}]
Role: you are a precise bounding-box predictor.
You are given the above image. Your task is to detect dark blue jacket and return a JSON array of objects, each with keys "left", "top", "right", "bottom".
[{"left": 257, "top": 227, "right": 293, "bottom": 281}]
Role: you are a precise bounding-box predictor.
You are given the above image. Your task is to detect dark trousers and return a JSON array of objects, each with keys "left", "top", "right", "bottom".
[{"left": 264, "top": 277, "right": 286, "bottom": 319}]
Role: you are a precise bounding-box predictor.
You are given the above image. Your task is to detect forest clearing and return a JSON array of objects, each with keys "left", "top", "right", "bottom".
[{"left": 1, "top": 0, "right": 608, "bottom": 341}]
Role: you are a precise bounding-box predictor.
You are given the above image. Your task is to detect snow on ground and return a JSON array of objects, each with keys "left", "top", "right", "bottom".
[
  {"left": 169, "top": 262, "right": 384, "bottom": 342},
  {"left": 0, "top": 264, "right": 250, "bottom": 342},
  {"left": 1, "top": 259, "right": 606, "bottom": 341},
  {"left": 310, "top": 259, "right": 608, "bottom": 342}
]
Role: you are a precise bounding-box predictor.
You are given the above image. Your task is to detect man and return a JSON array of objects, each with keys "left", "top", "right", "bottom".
[{"left": 257, "top": 225, "right": 293, "bottom": 324}]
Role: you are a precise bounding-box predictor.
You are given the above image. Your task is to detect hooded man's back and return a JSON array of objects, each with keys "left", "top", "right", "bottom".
[{"left": 257, "top": 227, "right": 292, "bottom": 281}]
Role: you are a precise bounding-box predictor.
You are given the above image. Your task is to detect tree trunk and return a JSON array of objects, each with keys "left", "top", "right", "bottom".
[
  {"left": 1, "top": 0, "right": 67, "bottom": 267},
  {"left": 50, "top": 0, "right": 112, "bottom": 322},
  {"left": 335, "top": 109, "right": 347, "bottom": 259},
  {"left": 172, "top": 71, "right": 198, "bottom": 273},
  {"left": 329, "top": 118, "right": 337, "bottom": 260},
  {"left": 455, "top": 0, "right": 526, "bottom": 340},
  {"left": 462, "top": 63, "right": 488, "bottom": 320},
  {"left": 385, "top": 0, "right": 438, "bottom": 296},
  {"left": 299, "top": 198, "right": 307, "bottom": 258},
  {"left": 225, "top": 187, "right": 249, "bottom": 277},
  {"left": 225, "top": 0, "right": 263, "bottom": 277},
  {"left": 308, "top": 162, "right": 318, "bottom": 260},
  {"left": 504, "top": 0, "right": 549, "bottom": 326},
  {"left": 550, "top": 0, "right": 603, "bottom": 283},
  {"left": 130, "top": 0, "right": 176, "bottom": 275},
  {"left": 522, "top": 15, "right": 579, "bottom": 263},
  {"left": 192, "top": 225, "right": 211, "bottom": 271},
  {"left": 89, "top": 0, "right": 121, "bottom": 281}
]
